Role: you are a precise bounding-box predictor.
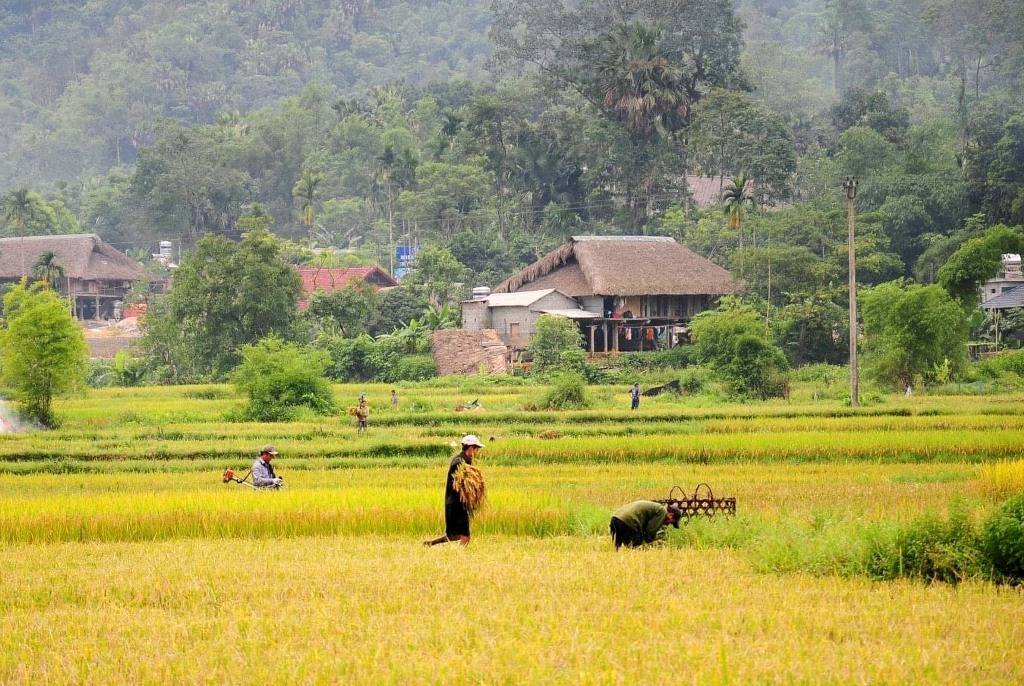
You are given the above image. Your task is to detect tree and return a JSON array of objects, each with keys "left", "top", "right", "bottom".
[
  {"left": 32, "top": 251, "right": 65, "bottom": 291},
  {"left": 690, "top": 297, "right": 789, "bottom": 397},
  {"left": 529, "top": 314, "right": 584, "bottom": 373},
  {"left": 305, "top": 281, "right": 381, "bottom": 337},
  {"left": 293, "top": 169, "right": 323, "bottom": 239},
  {"left": 406, "top": 244, "right": 469, "bottom": 305},
  {"left": 689, "top": 296, "right": 765, "bottom": 368},
  {"left": 722, "top": 174, "right": 753, "bottom": 251},
  {"left": 861, "top": 280, "right": 968, "bottom": 388},
  {"left": 140, "top": 229, "right": 302, "bottom": 380},
  {"left": 232, "top": 337, "right": 335, "bottom": 422},
  {"left": 0, "top": 281, "right": 87, "bottom": 427},
  {"left": 831, "top": 87, "right": 910, "bottom": 144},
  {"left": 0, "top": 188, "right": 37, "bottom": 237},
  {"left": 775, "top": 297, "right": 849, "bottom": 366},
  {"left": 938, "top": 224, "right": 1024, "bottom": 305}
]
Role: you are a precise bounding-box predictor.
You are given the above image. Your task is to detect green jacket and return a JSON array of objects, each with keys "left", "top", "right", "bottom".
[{"left": 611, "top": 500, "right": 669, "bottom": 543}]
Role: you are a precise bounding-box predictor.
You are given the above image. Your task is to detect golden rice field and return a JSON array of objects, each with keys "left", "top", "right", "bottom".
[{"left": 1, "top": 381, "right": 1023, "bottom": 684}]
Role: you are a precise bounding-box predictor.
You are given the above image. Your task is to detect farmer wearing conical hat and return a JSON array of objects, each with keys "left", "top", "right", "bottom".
[{"left": 424, "top": 434, "right": 485, "bottom": 546}]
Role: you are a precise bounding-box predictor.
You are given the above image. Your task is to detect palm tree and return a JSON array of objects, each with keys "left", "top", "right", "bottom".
[
  {"left": 293, "top": 170, "right": 322, "bottom": 240},
  {"left": 1, "top": 188, "right": 39, "bottom": 276},
  {"left": 588, "top": 23, "right": 689, "bottom": 139},
  {"left": 722, "top": 173, "right": 753, "bottom": 252},
  {"left": 33, "top": 251, "right": 65, "bottom": 291}
]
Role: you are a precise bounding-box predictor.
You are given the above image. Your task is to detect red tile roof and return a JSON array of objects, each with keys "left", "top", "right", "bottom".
[
  {"left": 685, "top": 175, "right": 755, "bottom": 209},
  {"left": 295, "top": 266, "right": 398, "bottom": 309}
]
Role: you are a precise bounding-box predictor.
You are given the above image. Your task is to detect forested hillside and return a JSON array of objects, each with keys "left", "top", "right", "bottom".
[
  {"left": 1, "top": 0, "right": 1023, "bottom": 334},
  {"left": 0, "top": 0, "right": 492, "bottom": 187}
]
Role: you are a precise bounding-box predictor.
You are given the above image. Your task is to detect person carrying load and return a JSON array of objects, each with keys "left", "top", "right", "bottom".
[
  {"left": 424, "top": 434, "right": 485, "bottom": 546},
  {"left": 609, "top": 500, "right": 681, "bottom": 549}
]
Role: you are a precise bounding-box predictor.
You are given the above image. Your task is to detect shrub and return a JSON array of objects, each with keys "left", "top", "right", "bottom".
[
  {"left": 232, "top": 337, "right": 335, "bottom": 422},
  {"left": 974, "top": 349, "right": 1024, "bottom": 379},
  {"left": 0, "top": 281, "right": 88, "bottom": 427},
  {"left": 390, "top": 355, "right": 437, "bottom": 382},
  {"left": 724, "top": 335, "right": 789, "bottom": 399},
  {"left": 618, "top": 347, "right": 696, "bottom": 372},
  {"left": 541, "top": 372, "right": 589, "bottom": 410},
  {"left": 317, "top": 333, "right": 378, "bottom": 381},
  {"left": 981, "top": 493, "right": 1024, "bottom": 583},
  {"left": 866, "top": 506, "right": 982, "bottom": 584},
  {"left": 529, "top": 315, "right": 584, "bottom": 372},
  {"left": 861, "top": 280, "right": 968, "bottom": 388},
  {"left": 690, "top": 297, "right": 765, "bottom": 368}
]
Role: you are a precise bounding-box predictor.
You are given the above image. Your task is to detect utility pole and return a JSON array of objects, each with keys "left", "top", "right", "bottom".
[{"left": 843, "top": 176, "right": 859, "bottom": 408}]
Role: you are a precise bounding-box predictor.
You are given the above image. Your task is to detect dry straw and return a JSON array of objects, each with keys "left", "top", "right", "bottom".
[{"left": 453, "top": 462, "right": 486, "bottom": 512}]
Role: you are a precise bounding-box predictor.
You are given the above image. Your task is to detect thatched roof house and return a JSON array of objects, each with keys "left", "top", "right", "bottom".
[
  {"left": 494, "top": 235, "right": 737, "bottom": 298},
  {"left": 0, "top": 234, "right": 147, "bottom": 319},
  {"left": 0, "top": 234, "right": 146, "bottom": 283}
]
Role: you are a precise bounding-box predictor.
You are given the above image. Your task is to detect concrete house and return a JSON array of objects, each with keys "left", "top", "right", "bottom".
[
  {"left": 0, "top": 234, "right": 147, "bottom": 320},
  {"left": 487, "top": 235, "right": 738, "bottom": 353},
  {"left": 462, "top": 288, "right": 593, "bottom": 348}
]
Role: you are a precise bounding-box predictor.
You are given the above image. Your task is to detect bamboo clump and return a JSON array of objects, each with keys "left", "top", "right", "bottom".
[{"left": 452, "top": 462, "right": 486, "bottom": 513}]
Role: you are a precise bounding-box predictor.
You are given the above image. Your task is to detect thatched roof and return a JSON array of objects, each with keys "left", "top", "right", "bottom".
[
  {"left": 0, "top": 234, "right": 146, "bottom": 281},
  {"left": 494, "top": 236, "right": 738, "bottom": 297}
]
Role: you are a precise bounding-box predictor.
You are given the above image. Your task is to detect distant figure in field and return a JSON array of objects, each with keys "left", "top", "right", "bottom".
[
  {"left": 630, "top": 383, "right": 641, "bottom": 410},
  {"left": 424, "top": 434, "right": 485, "bottom": 546},
  {"left": 355, "top": 395, "right": 369, "bottom": 432},
  {"left": 609, "top": 500, "right": 681, "bottom": 549},
  {"left": 252, "top": 445, "right": 283, "bottom": 489},
  {"left": 391, "top": 389, "right": 399, "bottom": 410}
]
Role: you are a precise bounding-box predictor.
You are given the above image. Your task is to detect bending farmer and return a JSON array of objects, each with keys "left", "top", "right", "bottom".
[
  {"left": 252, "top": 445, "right": 283, "bottom": 489},
  {"left": 424, "top": 434, "right": 485, "bottom": 546},
  {"left": 609, "top": 500, "right": 681, "bottom": 549}
]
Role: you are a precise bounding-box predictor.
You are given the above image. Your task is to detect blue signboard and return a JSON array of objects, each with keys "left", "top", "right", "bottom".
[{"left": 395, "top": 245, "right": 418, "bottom": 280}]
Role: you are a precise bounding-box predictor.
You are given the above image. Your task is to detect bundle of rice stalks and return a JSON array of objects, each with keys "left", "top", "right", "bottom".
[
  {"left": 347, "top": 406, "right": 359, "bottom": 417},
  {"left": 538, "top": 429, "right": 561, "bottom": 440},
  {"left": 452, "top": 462, "right": 486, "bottom": 513}
]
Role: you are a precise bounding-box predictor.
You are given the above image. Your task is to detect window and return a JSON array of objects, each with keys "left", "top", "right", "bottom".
[{"left": 509, "top": 322, "right": 521, "bottom": 339}]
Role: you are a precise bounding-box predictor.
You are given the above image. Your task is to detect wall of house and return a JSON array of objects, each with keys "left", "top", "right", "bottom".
[
  {"left": 490, "top": 291, "right": 581, "bottom": 348},
  {"left": 461, "top": 301, "right": 490, "bottom": 330}
]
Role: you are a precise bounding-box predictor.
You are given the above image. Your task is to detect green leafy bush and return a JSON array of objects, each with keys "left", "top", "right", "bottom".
[
  {"left": 541, "top": 372, "right": 590, "bottom": 410},
  {"left": 618, "top": 347, "right": 696, "bottom": 372},
  {"left": 861, "top": 279, "right": 968, "bottom": 388},
  {"left": 0, "top": 282, "right": 88, "bottom": 427},
  {"left": 232, "top": 337, "right": 335, "bottom": 422},
  {"left": 981, "top": 493, "right": 1024, "bottom": 583},
  {"left": 529, "top": 315, "right": 584, "bottom": 373},
  {"left": 390, "top": 355, "right": 438, "bottom": 382},
  {"left": 866, "top": 507, "right": 982, "bottom": 584}
]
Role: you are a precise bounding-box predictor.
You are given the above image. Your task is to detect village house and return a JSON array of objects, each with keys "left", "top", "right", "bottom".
[
  {"left": 295, "top": 265, "right": 398, "bottom": 309},
  {"left": 462, "top": 235, "right": 738, "bottom": 354},
  {"left": 0, "top": 234, "right": 147, "bottom": 320}
]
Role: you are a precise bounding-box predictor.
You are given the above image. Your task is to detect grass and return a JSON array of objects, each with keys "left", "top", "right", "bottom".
[
  {"left": 2, "top": 536, "right": 1022, "bottom": 685},
  {"left": 1, "top": 381, "right": 1023, "bottom": 683}
]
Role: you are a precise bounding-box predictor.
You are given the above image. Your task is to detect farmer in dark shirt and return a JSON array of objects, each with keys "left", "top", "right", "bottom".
[
  {"left": 423, "top": 434, "right": 484, "bottom": 546},
  {"left": 609, "top": 500, "right": 681, "bottom": 549},
  {"left": 630, "top": 383, "right": 641, "bottom": 410}
]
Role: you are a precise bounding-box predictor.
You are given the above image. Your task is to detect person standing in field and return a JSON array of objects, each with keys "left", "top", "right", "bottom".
[
  {"left": 252, "top": 445, "right": 283, "bottom": 489},
  {"left": 355, "top": 394, "right": 369, "bottom": 432},
  {"left": 391, "top": 389, "right": 399, "bottom": 410},
  {"left": 630, "top": 383, "right": 641, "bottom": 410},
  {"left": 424, "top": 434, "right": 485, "bottom": 546},
  {"left": 609, "top": 500, "right": 681, "bottom": 549}
]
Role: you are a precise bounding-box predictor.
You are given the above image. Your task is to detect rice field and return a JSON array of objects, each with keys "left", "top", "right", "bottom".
[{"left": 1, "top": 381, "right": 1023, "bottom": 684}]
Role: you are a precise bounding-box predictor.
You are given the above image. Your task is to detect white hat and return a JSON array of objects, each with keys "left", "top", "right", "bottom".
[{"left": 461, "top": 434, "right": 484, "bottom": 448}]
